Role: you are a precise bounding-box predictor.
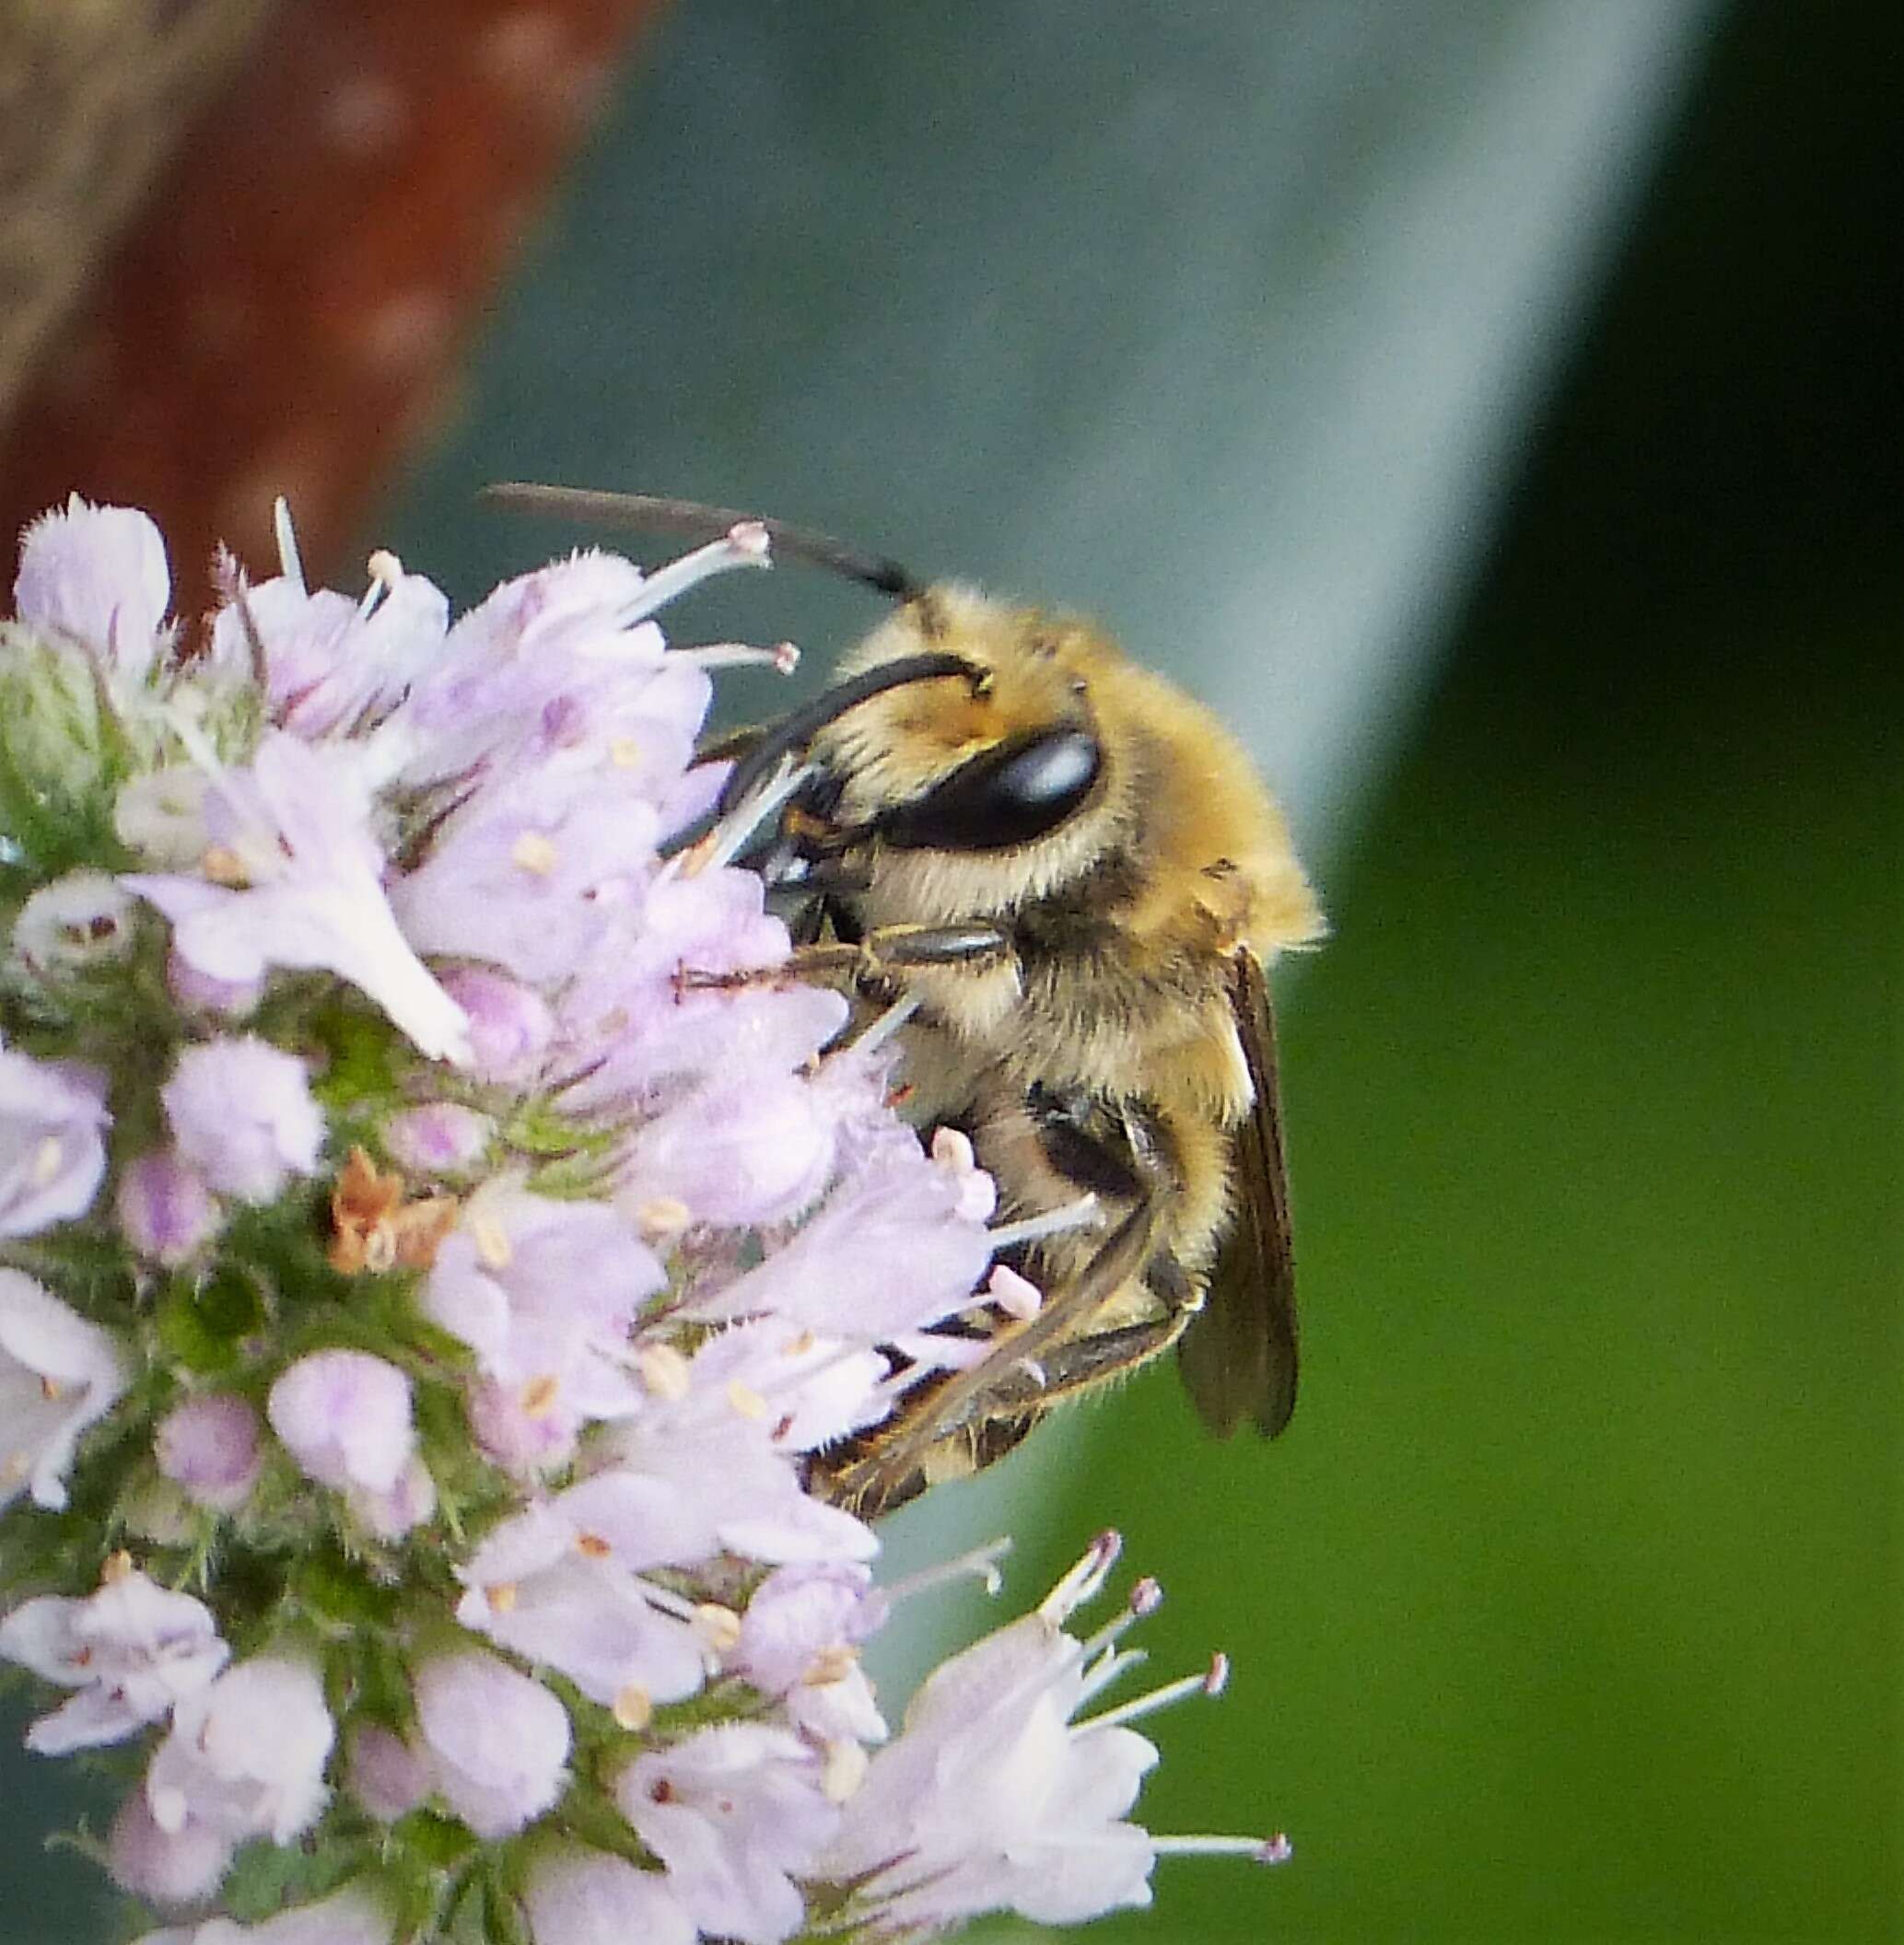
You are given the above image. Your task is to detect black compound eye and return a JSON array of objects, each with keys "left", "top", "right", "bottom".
[{"left": 877, "top": 727, "right": 1102, "bottom": 852}]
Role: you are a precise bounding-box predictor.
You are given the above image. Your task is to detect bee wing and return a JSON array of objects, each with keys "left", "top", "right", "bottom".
[{"left": 1178, "top": 949, "right": 1299, "bottom": 1438}]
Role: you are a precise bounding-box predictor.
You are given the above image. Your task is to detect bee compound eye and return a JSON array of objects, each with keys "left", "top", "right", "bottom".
[{"left": 876, "top": 726, "right": 1103, "bottom": 852}]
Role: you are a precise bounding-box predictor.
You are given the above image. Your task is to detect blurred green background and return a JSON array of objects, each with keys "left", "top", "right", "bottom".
[{"left": 5, "top": 0, "right": 1897, "bottom": 1939}]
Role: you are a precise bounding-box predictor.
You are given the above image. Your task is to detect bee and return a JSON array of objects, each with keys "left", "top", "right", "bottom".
[{"left": 485, "top": 485, "right": 1326, "bottom": 1518}]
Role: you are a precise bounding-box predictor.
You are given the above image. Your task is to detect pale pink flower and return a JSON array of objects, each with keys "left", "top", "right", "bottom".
[
  {"left": 381, "top": 1101, "right": 493, "bottom": 1175},
  {"left": 131, "top": 1881, "right": 393, "bottom": 1944},
  {"left": 734, "top": 1561, "right": 889, "bottom": 1747},
  {"left": 0, "top": 1568, "right": 227, "bottom": 1754},
  {"left": 522, "top": 1846, "right": 695, "bottom": 1945},
  {"left": 11, "top": 869, "right": 139, "bottom": 976},
  {"left": 155, "top": 1394, "right": 263, "bottom": 1512},
  {"left": 820, "top": 1537, "right": 1281, "bottom": 1932},
  {"left": 696, "top": 1120, "right": 996, "bottom": 1342},
  {"left": 146, "top": 1655, "right": 333, "bottom": 1846},
  {"left": 436, "top": 967, "right": 555, "bottom": 1081},
  {"left": 161, "top": 1038, "right": 322, "bottom": 1203},
  {"left": 615, "top": 1723, "right": 838, "bottom": 1945},
  {"left": 207, "top": 565, "right": 448, "bottom": 738},
  {"left": 453, "top": 1498, "right": 707, "bottom": 1713},
  {"left": 108, "top": 1787, "right": 234, "bottom": 1906},
  {"left": 588, "top": 1345, "right": 879, "bottom": 1570},
  {"left": 413, "top": 1648, "right": 571, "bottom": 1838},
  {"left": 345, "top": 1723, "right": 432, "bottom": 1823},
  {"left": 266, "top": 1349, "right": 414, "bottom": 1497},
  {"left": 125, "top": 733, "right": 471, "bottom": 1065},
  {"left": 0, "top": 1047, "right": 110, "bottom": 1238},
  {"left": 422, "top": 1186, "right": 659, "bottom": 1469},
  {"left": 13, "top": 495, "right": 170, "bottom": 679},
  {"left": 117, "top": 1150, "right": 220, "bottom": 1264},
  {"left": 0, "top": 1269, "right": 127, "bottom": 1508}
]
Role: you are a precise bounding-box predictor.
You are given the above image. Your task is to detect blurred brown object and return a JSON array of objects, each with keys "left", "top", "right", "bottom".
[
  {"left": 0, "top": 0, "right": 275, "bottom": 419},
  {"left": 0, "top": 0, "right": 666, "bottom": 611}
]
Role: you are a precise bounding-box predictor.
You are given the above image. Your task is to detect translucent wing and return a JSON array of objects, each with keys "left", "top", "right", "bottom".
[{"left": 1178, "top": 949, "right": 1299, "bottom": 1438}]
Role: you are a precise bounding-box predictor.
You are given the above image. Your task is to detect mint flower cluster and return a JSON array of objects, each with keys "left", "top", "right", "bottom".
[{"left": 0, "top": 497, "right": 1285, "bottom": 1943}]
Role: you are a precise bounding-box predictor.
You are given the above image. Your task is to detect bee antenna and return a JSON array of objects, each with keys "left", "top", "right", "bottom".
[
  {"left": 480, "top": 483, "right": 927, "bottom": 602},
  {"left": 715, "top": 652, "right": 978, "bottom": 818}
]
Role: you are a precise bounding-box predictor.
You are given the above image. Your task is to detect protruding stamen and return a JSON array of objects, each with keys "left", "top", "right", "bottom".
[
  {"left": 850, "top": 992, "right": 922, "bottom": 1061},
  {"left": 1039, "top": 1530, "right": 1122, "bottom": 1625},
  {"left": 1129, "top": 1576, "right": 1164, "bottom": 1619},
  {"left": 678, "top": 755, "right": 818, "bottom": 876},
  {"left": 671, "top": 639, "right": 801, "bottom": 673},
  {"left": 882, "top": 1535, "right": 1013, "bottom": 1604},
  {"left": 618, "top": 525, "right": 773, "bottom": 627},
  {"left": 357, "top": 548, "right": 403, "bottom": 623},
  {"left": 274, "top": 495, "right": 306, "bottom": 593},
  {"left": 987, "top": 1194, "right": 1101, "bottom": 1253},
  {"left": 1075, "top": 1657, "right": 1227, "bottom": 1734},
  {"left": 1147, "top": 1834, "right": 1291, "bottom": 1862},
  {"left": 613, "top": 1683, "right": 653, "bottom": 1731}
]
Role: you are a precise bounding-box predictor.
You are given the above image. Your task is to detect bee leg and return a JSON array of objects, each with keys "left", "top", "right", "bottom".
[
  {"left": 677, "top": 921, "right": 1010, "bottom": 992},
  {"left": 820, "top": 1193, "right": 1160, "bottom": 1515}
]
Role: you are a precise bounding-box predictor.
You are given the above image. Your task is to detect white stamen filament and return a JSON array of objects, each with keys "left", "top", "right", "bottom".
[
  {"left": 672, "top": 639, "right": 801, "bottom": 673},
  {"left": 1075, "top": 1662, "right": 1221, "bottom": 1734},
  {"left": 273, "top": 495, "right": 306, "bottom": 593},
  {"left": 1150, "top": 1834, "right": 1292, "bottom": 1864},
  {"left": 882, "top": 1536, "right": 1013, "bottom": 1604},
  {"left": 987, "top": 1194, "right": 1101, "bottom": 1252},
  {"left": 618, "top": 524, "right": 773, "bottom": 627},
  {"left": 357, "top": 549, "right": 403, "bottom": 623},
  {"left": 1079, "top": 1645, "right": 1145, "bottom": 1707},
  {"left": 1039, "top": 1530, "right": 1122, "bottom": 1625},
  {"left": 849, "top": 992, "right": 922, "bottom": 1060},
  {"left": 681, "top": 756, "right": 819, "bottom": 875}
]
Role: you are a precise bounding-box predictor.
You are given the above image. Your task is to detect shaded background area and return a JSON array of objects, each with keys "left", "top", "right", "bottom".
[{"left": 2, "top": 0, "right": 1897, "bottom": 1939}]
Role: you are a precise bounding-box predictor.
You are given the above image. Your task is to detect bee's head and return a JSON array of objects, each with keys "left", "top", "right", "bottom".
[{"left": 784, "top": 587, "right": 1144, "bottom": 913}]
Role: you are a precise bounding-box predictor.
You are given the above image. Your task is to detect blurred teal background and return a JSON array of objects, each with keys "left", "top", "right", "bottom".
[{"left": 5, "top": 0, "right": 1897, "bottom": 1939}]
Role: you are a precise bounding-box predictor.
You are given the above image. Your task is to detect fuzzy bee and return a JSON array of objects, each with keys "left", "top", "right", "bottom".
[{"left": 486, "top": 485, "right": 1326, "bottom": 1518}]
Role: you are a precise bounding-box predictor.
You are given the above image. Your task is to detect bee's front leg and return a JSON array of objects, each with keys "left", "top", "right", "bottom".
[{"left": 677, "top": 921, "right": 1011, "bottom": 992}]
